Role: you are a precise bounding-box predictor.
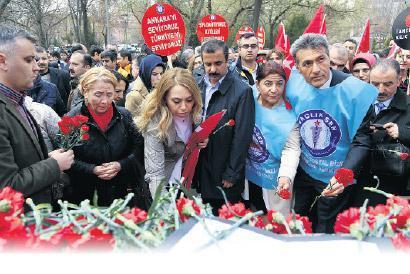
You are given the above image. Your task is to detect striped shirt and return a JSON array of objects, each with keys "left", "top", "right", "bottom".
[{"left": 0, "top": 83, "right": 38, "bottom": 139}]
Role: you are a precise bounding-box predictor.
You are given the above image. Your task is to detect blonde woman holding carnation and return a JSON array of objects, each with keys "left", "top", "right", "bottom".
[{"left": 137, "top": 68, "right": 207, "bottom": 196}]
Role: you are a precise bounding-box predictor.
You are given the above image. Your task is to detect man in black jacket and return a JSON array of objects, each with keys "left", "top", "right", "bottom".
[
  {"left": 344, "top": 59, "right": 410, "bottom": 206},
  {"left": 194, "top": 39, "right": 255, "bottom": 215},
  {"left": 35, "top": 46, "right": 71, "bottom": 108}
]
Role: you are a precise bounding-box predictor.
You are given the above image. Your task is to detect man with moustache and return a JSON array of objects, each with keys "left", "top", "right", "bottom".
[
  {"left": 194, "top": 39, "right": 255, "bottom": 215},
  {"left": 35, "top": 46, "right": 71, "bottom": 107},
  {"left": 0, "top": 25, "right": 74, "bottom": 204},
  {"left": 66, "top": 50, "right": 92, "bottom": 111}
]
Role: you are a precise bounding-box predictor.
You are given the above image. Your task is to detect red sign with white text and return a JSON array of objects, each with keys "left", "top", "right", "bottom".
[
  {"left": 141, "top": 3, "right": 185, "bottom": 56},
  {"left": 256, "top": 26, "right": 265, "bottom": 50},
  {"left": 196, "top": 14, "right": 229, "bottom": 43},
  {"left": 235, "top": 26, "right": 254, "bottom": 43}
]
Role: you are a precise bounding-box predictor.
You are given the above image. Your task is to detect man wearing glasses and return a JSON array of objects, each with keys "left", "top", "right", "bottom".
[{"left": 235, "top": 32, "right": 259, "bottom": 85}]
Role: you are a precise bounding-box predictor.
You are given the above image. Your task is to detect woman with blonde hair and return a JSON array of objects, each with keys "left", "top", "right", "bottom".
[
  {"left": 137, "top": 68, "right": 206, "bottom": 195},
  {"left": 65, "top": 67, "right": 146, "bottom": 207}
]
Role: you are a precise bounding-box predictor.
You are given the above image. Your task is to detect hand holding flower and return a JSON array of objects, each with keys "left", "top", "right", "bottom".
[{"left": 197, "top": 138, "right": 208, "bottom": 149}]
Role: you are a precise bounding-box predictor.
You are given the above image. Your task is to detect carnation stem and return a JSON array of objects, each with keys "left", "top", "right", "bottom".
[{"left": 363, "top": 187, "right": 393, "bottom": 198}]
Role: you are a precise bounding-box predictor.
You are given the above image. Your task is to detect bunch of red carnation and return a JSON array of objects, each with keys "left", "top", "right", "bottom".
[
  {"left": 334, "top": 194, "right": 410, "bottom": 251},
  {"left": 58, "top": 115, "right": 90, "bottom": 150}
]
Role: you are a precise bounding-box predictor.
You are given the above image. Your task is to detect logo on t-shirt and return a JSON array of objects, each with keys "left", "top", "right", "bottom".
[
  {"left": 248, "top": 126, "right": 270, "bottom": 163},
  {"left": 298, "top": 109, "right": 341, "bottom": 157}
]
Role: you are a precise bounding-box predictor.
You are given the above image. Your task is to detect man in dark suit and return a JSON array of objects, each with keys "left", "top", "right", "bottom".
[
  {"left": 344, "top": 59, "right": 410, "bottom": 206},
  {"left": 35, "top": 46, "right": 71, "bottom": 109},
  {"left": 287, "top": 33, "right": 378, "bottom": 233},
  {"left": 0, "top": 25, "right": 74, "bottom": 205},
  {"left": 194, "top": 39, "right": 255, "bottom": 215}
]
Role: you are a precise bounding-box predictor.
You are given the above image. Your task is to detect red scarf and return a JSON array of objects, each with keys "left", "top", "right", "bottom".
[{"left": 88, "top": 104, "right": 114, "bottom": 132}]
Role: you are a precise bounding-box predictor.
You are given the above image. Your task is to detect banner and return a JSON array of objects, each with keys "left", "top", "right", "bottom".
[
  {"left": 141, "top": 3, "right": 186, "bottom": 56},
  {"left": 392, "top": 7, "right": 410, "bottom": 50},
  {"left": 196, "top": 14, "right": 229, "bottom": 43}
]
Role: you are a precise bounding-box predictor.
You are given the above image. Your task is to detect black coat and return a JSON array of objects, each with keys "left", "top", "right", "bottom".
[
  {"left": 344, "top": 89, "right": 410, "bottom": 205},
  {"left": 194, "top": 69, "right": 255, "bottom": 200},
  {"left": 65, "top": 103, "right": 145, "bottom": 206},
  {"left": 49, "top": 67, "right": 71, "bottom": 108}
]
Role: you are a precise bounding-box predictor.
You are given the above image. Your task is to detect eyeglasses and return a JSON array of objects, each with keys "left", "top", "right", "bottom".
[{"left": 241, "top": 44, "right": 258, "bottom": 50}]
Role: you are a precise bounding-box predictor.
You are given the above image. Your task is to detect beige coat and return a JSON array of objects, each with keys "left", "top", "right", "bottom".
[{"left": 125, "top": 77, "right": 149, "bottom": 119}]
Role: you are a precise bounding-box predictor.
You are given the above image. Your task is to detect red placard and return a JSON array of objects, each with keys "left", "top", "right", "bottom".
[
  {"left": 235, "top": 26, "right": 254, "bottom": 43},
  {"left": 256, "top": 26, "right": 265, "bottom": 50},
  {"left": 196, "top": 14, "right": 229, "bottom": 43},
  {"left": 141, "top": 3, "right": 186, "bottom": 56}
]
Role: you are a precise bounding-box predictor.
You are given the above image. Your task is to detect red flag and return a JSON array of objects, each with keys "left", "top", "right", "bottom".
[
  {"left": 303, "top": 4, "right": 325, "bottom": 34},
  {"left": 256, "top": 26, "right": 265, "bottom": 50},
  {"left": 356, "top": 19, "right": 371, "bottom": 54},
  {"left": 387, "top": 41, "right": 400, "bottom": 59},
  {"left": 181, "top": 110, "right": 226, "bottom": 189},
  {"left": 320, "top": 15, "right": 327, "bottom": 36},
  {"left": 275, "top": 22, "right": 285, "bottom": 52},
  {"left": 274, "top": 22, "right": 295, "bottom": 87}
]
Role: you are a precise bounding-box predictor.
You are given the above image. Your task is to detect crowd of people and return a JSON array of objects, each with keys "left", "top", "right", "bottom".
[{"left": 0, "top": 24, "right": 409, "bottom": 234}]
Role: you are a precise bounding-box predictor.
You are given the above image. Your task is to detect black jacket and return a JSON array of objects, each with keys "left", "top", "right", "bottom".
[
  {"left": 27, "top": 75, "right": 66, "bottom": 116},
  {"left": 194, "top": 69, "right": 255, "bottom": 200},
  {"left": 65, "top": 103, "right": 145, "bottom": 206},
  {"left": 344, "top": 89, "right": 410, "bottom": 202},
  {"left": 49, "top": 67, "right": 71, "bottom": 108}
]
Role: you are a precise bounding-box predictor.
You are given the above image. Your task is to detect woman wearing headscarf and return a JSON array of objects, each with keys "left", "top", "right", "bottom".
[{"left": 125, "top": 54, "right": 166, "bottom": 118}]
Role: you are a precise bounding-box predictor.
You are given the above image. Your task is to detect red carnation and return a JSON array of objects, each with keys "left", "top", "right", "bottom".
[
  {"left": 334, "top": 207, "right": 361, "bottom": 234},
  {"left": 81, "top": 124, "right": 89, "bottom": 132},
  {"left": 74, "top": 115, "right": 89, "bottom": 125},
  {"left": 49, "top": 224, "right": 82, "bottom": 246},
  {"left": 227, "top": 119, "right": 235, "bottom": 127},
  {"left": 76, "top": 228, "right": 114, "bottom": 251},
  {"left": 176, "top": 197, "right": 201, "bottom": 222},
  {"left": 334, "top": 168, "right": 354, "bottom": 187},
  {"left": 400, "top": 152, "right": 409, "bottom": 160},
  {"left": 391, "top": 233, "right": 410, "bottom": 252},
  {"left": 58, "top": 121, "right": 72, "bottom": 135},
  {"left": 81, "top": 133, "right": 90, "bottom": 141},
  {"left": 218, "top": 202, "right": 251, "bottom": 220},
  {"left": 396, "top": 206, "right": 410, "bottom": 228},
  {"left": 266, "top": 210, "right": 287, "bottom": 234},
  {"left": 116, "top": 208, "right": 147, "bottom": 225},
  {"left": 286, "top": 213, "right": 312, "bottom": 234},
  {"left": 387, "top": 196, "right": 409, "bottom": 208},
  {"left": 277, "top": 188, "right": 291, "bottom": 200},
  {"left": 0, "top": 187, "right": 24, "bottom": 217}
]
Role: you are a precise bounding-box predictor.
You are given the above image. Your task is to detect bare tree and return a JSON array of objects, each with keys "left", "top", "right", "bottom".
[{"left": 0, "top": 0, "right": 12, "bottom": 18}]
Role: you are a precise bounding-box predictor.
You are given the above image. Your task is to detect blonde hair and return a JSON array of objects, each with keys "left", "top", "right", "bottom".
[
  {"left": 136, "top": 68, "right": 203, "bottom": 140},
  {"left": 78, "top": 67, "right": 117, "bottom": 96}
]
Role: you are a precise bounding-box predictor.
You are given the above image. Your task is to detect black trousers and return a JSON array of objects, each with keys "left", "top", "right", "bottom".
[
  {"left": 248, "top": 181, "right": 267, "bottom": 214},
  {"left": 293, "top": 168, "right": 351, "bottom": 233}
]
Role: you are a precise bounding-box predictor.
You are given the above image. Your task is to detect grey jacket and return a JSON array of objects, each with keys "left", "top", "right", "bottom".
[{"left": 143, "top": 119, "right": 186, "bottom": 187}]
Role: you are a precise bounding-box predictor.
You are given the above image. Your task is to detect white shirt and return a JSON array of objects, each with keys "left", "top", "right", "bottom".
[
  {"left": 319, "top": 70, "right": 333, "bottom": 89},
  {"left": 374, "top": 97, "right": 393, "bottom": 115},
  {"left": 203, "top": 74, "right": 226, "bottom": 118}
]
